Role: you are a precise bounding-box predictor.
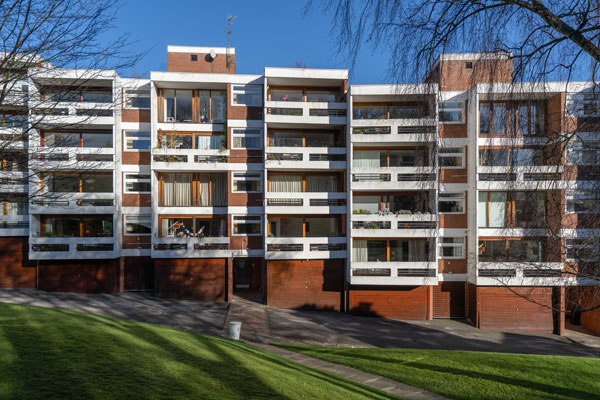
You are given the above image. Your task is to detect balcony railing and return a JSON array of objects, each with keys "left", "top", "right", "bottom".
[
  {"left": 349, "top": 261, "right": 438, "bottom": 285},
  {"left": 265, "top": 237, "right": 347, "bottom": 259}
]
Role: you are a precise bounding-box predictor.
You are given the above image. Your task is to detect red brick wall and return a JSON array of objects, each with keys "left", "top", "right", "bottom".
[
  {"left": 572, "top": 286, "right": 600, "bottom": 336},
  {"left": 121, "top": 109, "right": 150, "bottom": 123},
  {"left": 167, "top": 52, "right": 235, "bottom": 74},
  {"left": 122, "top": 151, "right": 150, "bottom": 165},
  {"left": 348, "top": 286, "right": 429, "bottom": 319},
  {"left": 267, "top": 259, "right": 344, "bottom": 311},
  {"left": 477, "top": 286, "right": 554, "bottom": 333},
  {"left": 227, "top": 171, "right": 263, "bottom": 207},
  {"left": 122, "top": 193, "right": 151, "bottom": 208},
  {"left": 434, "top": 282, "right": 466, "bottom": 318},
  {"left": 0, "top": 237, "right": 36, "bottom": 288},
  {"left": 37, "top": 259, "right": 121, "bottom": 293},
  {"left": 154, "top": 258, "right": 227, "bottom": 301},
  {"left": 437, "top": 59, "right": 513, "bottom": 91}
]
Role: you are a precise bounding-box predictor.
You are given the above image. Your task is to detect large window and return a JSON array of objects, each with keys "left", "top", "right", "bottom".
[
  {"left": 268, "top": 174, "right": 339, "bottom": 192},
  {"left": 438, "top": 193, "right": 465, "bottom": 213},
  {"left": 268, "top": 216, "right": 342, "bottom": 237},
  {"left": 42, "top": 215, "right": 113, "bottom": 237},
  {"left": 438, "top": 147, "right": 464, "bottom": 168},
  {"left": 125, "top": 131, "right": 151, "bottom": 151},
  {"left": 353, "top": 192, "right": 431, "bottom": 214},
  {"left": 125, "top": 215, "right": 151, "bottom": 235},
  {"left": 159, "top": 216, "right": 226, "bottom": 238},
  {"left": 124, "top": 88, "right": 150, "bottom": 109},
  {"left": 0, "top": 195, "right": 28, "bottom": 215},
  {"left": 267, "top": 130, "right": 342, "bottom": 148},
  {"left": 232, "top": 172, "right": 261, "bottom": 193},
  {"left": 232, "top": 85, "right": 262, "bottom": 106},
  {"left": 566, "top": 238, "right": 599, "bottom": 262},
  {"left": 232, "top": 215, "right": 262, "bottom": 235},
  {"left": 479, "top": 239, "right": 543, "bottom": 262},
  {"left": 158, "top": 173, "right": 226, "bottom": 207},
  {"left": 353, "top": 102, "right": 429, "bottom": 120},
  {"left": 45, "top": 88, "right": 112, "bottom": 103},
  {"left": 353, "top": 149, "right": 426, "bottom": 168},
  {"left": 479, "top": 148, "right": 544, "bottom": 166},
  {"left": 44, "top": 173, "right": 113, "bottom": 193},
  {"left": 439, "top": 237, "right": 465, "bottom": 258},
  {"left": 478, "top": 191, "right": 546, "bottom": 228},
  {"left": 124, "top": 174, "right": 151, "bottom": 193},
  {"left": 478, "top": 192, "right": 507, "bottom": 227},
  {"left": 42, "top": 130, "right": 113, "bottom": 148},
  {"left": 353, "top": 239, "right": 433, "bottom": 262},
  {"left": 439, "top": 101, "right": 464, "bottom": 123},
  {"left": 159, "top": 89, "right": 226, "bottom": 123},
  {"left": 566, "top": 190, "right": 600, "bottom": 213},
  {"left": 480, "top": 102, "right": 544, "bottom": 136},
  {"left": 159, "top": 132, "right": 224, "bottom": 150},
  {"left": 567, "top": 140, "right": 600, "bottom": 165},
  {"left": 232, "top": 129, "right": 261, "bottom": 149}
]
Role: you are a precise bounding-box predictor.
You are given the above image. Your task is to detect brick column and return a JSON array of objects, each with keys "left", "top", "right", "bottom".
[
  {"left": 118, "top": 257, "right": 125, "bottom": 293},
  {"left": 226, "top": 257, "right": 234, "bottom": 302},
  {"left": 426, "top": 285, "right": 434, "bottom": 320}
]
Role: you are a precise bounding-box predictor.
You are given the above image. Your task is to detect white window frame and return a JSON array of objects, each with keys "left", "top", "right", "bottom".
[
  {"left": 438, "top": 193, "right": 465, "bottom": 214},
  {"left": 565, "top": 190, "right": 600, "bottom": 214},
  {"left": 439, "top": 237, "right": 465, "bottom": 259},
  {"left": 566, "top": 140, "right": 600, "bottom": 165},
  {"left": 124, "top": 88, "right": 151, "bottom": 110},
  {"left": 232, "top": 128, "right": 262, "bottom": 150},
  {"left": 231, "top": 85, "right": 262, "bottom": 107},
  {"left": 124, "top": 173, "right": 151, "bottom": 193},
  {"left": 124, "top": 215, "right": 152, "bottom": 236},
  {"left": 124, "top": 130, "right": 151, "bottom": 152},
  {"left": 232, "top": 172, "right": 262, "bottom": 193},
  {"left": 439, "top": 101, "right": 465, "bottom": 124},
  {"left": 232, "top": 215, "right": 263, "bottom": 236},
  {"left": 438, "top": 147, "right": 465, "bottom": 169}
]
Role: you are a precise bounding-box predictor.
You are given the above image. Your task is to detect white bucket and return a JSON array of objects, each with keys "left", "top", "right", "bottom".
[{"left": 229, "top": 321, "right": 242, "bottom": 340}]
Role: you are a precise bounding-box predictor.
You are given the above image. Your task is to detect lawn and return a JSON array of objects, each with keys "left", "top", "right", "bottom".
[
  {"left": 0, "top": 303, "right": 395, "bottom": 400},
  {"left": 281, "top": 345, "right": 600, "bottom": 400}
]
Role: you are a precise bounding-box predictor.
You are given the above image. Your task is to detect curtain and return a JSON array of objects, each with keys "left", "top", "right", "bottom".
[
  {"left": 352, "top": 240, "right": 368, "bottom": 262},
  {"left": 477, "top": 193, "right": 487, "bottom": 227},
  {"left": 212, "top": 174, "right": 227, "bottom": 206},
  {"left": 269, "top": 175, "right": 302, "bottom": 192},
  {"left": 163, "top": 174, "right": 175, "bottom": 206},
  {"left": 197, "top": 175, "right": 210, "bottom": 206},
  {"left": 305, "top": 175, "right": 337, "bottom": 192},
  {"left": 175, "top": 174, "right": 191, "bottom": 206},
  {"left": 196, "top": 135, "right": 222, "bottom": 150},
  {"left": 409, "top": 240, "right": 426, "bottom": 261},
  {"left": 353, "top": 150, "right": 380, "bottom": 168},
  {"left": 488, "top": 192, "right": 507, "bottom": 227}
]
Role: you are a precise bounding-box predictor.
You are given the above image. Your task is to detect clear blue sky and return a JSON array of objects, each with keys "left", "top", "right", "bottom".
[{"left": 112, "top": 0, "right": 390, "bottom": 83}]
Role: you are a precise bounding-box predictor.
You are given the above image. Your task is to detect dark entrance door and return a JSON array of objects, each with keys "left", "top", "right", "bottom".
[
  {"left": 233, "top": 258, "right": 263, "bottom": 303},
  {"left": 124, "top": 257, "right": 154, "bottom": 291},
  {"left": 233, "top": 258, "right": 251, "bottom": 289}
]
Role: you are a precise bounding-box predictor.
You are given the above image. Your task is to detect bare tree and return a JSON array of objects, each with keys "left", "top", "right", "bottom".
[{"left": 309, "top": 0, "right": 600, "bottom": 324}]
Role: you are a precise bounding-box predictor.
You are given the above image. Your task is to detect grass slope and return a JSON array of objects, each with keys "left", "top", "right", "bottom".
[
  {"left": 0, "top": 303, "right": 395, "bottom": 400},
  {"left": 281, "top": 345, "right": 600, "bottom": 400}
]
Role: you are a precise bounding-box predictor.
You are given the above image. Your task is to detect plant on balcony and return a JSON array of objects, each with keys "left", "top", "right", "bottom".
[
  {"left": 365, "top": 222, "right": 380, "bottom": 229},
  {"left": 352, "top": 209, "right": 372, "bottom": 215}
]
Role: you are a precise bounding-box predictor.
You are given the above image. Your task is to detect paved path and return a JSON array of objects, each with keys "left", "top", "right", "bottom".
[
  {"left": 1, "top": 288, "right": 598, "bottom": 358},
  {"left": 252, "top": 342, "right": 448, "bottom": 400}
]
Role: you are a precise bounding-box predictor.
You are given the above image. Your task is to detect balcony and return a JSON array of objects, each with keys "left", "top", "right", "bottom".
[
  {"left": 30, "top": 193, "right": 115, "bottom": 214},
  {"left": 29, "top": 237, "right": 116, "bottom": 260},
  {"left": 349, "top": 261, "right": 438, "bottom": 285},
  {"left": 265, "top": 237, "right": 347, "bottom": 259},
  {"left": 265, "top": 100, "right": 347, "bottom": 125},
  {"left": 476, "top": 262, "right": 564, "bottom": 286},
  {"left": 0, "top": 216, "right": 29, "bottom": 236},
  {"left": 477, "top": 166, "right": 566, "bottom": 190},
  {"left": 151, "top": 237, "right": 231, "bottom": 258},
  {"left": 351, "top": 213, "right": 436, "bottom": 237},
  {"left": 351, "top": 167, "right": 437, "bottom": 190},
  {"left": 265, "top": 147, "right": 346, "bottom": 169},
  {"left": 1, "top": 83, "right": 29, "bottom": 107},
  {"left": 266, "top": 192, "right": 347, "bottom": 214},
  {"left": 31, "top": 102, "right": 114, "bottom": 126}
]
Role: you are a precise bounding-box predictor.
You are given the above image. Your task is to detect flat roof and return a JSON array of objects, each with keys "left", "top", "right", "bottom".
[{"left": 167, "top": 46, "right": 234, "bottom": 55}]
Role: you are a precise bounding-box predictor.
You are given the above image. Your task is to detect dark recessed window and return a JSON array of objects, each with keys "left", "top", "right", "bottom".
[
  {"left": 191, "top": 54, "right": 198, "bottom": 62},
  {"left": 465, "top": 62, "right": 473, "bottom": 69}
]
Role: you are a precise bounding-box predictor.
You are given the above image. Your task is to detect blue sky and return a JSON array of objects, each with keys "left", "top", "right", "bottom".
[{"left": 113, "top": 0, "right": 390, "bottom": 83}]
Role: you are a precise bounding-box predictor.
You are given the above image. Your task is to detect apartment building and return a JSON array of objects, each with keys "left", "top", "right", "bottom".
[{"left": 0, "top": 46, "right": 598, "bottom": 335}]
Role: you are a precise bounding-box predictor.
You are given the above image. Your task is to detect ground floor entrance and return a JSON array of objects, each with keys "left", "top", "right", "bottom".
[{"left": 233, "top": 257, "right": 264, "bottom": 303}]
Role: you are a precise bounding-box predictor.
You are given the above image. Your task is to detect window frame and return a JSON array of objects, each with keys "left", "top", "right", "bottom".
[
  {"left": 232, "top": 128, "right": 262, "bottom": 150},
  {"left": 123, "top": 88, "right": 151, "bottom": 110},
  {"left": 438, "top": 193, "right": 465, "bottom": 214},
  {"left": 439, "top": 101, "right": 465, "bottom": 124},
  {"left": 232, "top": 215, "right": 263, "bottom": 236},
  {"left": 231, "top": 85, "right": 262, "bottom": 107},
  {"left": 124, "top": 215, "right": 152, "bottom": 236},
  {"left": 123, "top": 130, "right": 151, "bottom": 152},
  {"left": 565, "top": 190, "right": 600, "bottom": 214},
  {"left": 232, "top": 172, "right": 262, "bottom": 193},
  {"left": 439, "top": 237, "right": 465, "bottom": 259},
  {"left": 124, "top": 173, "right": 151, "bottom": 194},
  {"left": 438, "top": 147, "right": 465, "bottom": 169}
]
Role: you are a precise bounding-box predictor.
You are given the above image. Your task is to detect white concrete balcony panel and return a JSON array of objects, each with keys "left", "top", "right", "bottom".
[
  {"left": 351, "top": 132, "right": 436, "bottom": 144},
  {"left": 30, "top": 193, "right": 115, "bottom": 214},
  {"left": 349, "top": 261, "right": 438, "bottom": 286},
  {"left": 151, "top": 237, "right": 231, "bottom": 259},
  {"left": 156, "top": 206, "right": 229, "bottom": 215},
  {"left": 156, "top": 123, "right": 224, "bottom": 133},
  {"left": 477, "top": 180, "right": 568, "bottom": 190},
  {"left": 264, "top": 100, "right": 347, "bottom": 125},
  {"left": 29, "top": 236, "right": 116, "bottom": 260},
  {"left": 351, "top": 118, "right": 436, "bottom": 127},
  {"left": 2, "top": 90, "right": 28, "bottom": 107},
  {"left": 265, "top": 146, "right": 346, "bottom": 170},
  {"left": 478, "top": 137, "right": 549, "bottom": 147},
  {"left": 265, "top": 192, "right": 347, "bottom": 214},
  {"left": 352, "top": 228, "right": 436, "bottom": 238},
  {"left": 0, "top": 215, "right": 29, "bottom": 236},
  {"left": 351, "top": 168, "right": 437, "bottom": 191},
  {"left": 0, "top": 184, "right": 27, "bottom": 193},
  {"left": 477, "top": 227, "right": 550, "bottom": 237},
  {"left": 30, "top": 114, "right": 114, "bottom": 127},
  {"left": 476, "top": 262, "right": 565, "bottom": 286},
  {"left": 265, "top": 236, "right": 347, "bottom": 260}
]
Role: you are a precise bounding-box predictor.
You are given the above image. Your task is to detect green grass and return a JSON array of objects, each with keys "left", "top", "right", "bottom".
[
  {"left": 280, "top": 345, "right": 600, "bottom": 400},
  {"left": 0, "top": 303, "right": 395, "bottom": 400}
]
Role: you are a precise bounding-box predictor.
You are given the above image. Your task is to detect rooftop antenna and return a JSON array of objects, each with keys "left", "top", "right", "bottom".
[{"left": 227, "top": 15, "right": 237, "bottom": 73}]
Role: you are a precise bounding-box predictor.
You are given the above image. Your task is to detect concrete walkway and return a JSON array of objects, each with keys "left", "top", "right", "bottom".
[{"left": 251, "top": 342, "right": 448, "bottom": 400}]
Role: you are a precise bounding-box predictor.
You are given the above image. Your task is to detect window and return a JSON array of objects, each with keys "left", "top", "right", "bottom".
[
  {"left": 566, "top": 190, "right": 600, "bottom": 213},
  {"left": 233, "top": 172, "right": 261, "bottom": 192},
  {"left": 42, "top": 215, "right": 113, "bottom": 237},
  {"left": 465, "top": 62, "right": 473, "bottom": 69},
  {"left": 42, "top": 130, "right": 113, "bottom": 148},
  {"left": 439, "top": 101, "right": 464, "bottom": 123},
  {"left": 478, "top": 192, "right": 507, "bottom": 227},
  {"left": 0, "top": 114, "right": 27, "bottom": 129},
  {"left": 353, "top": 239, "right": 433, "bottom": 262},
  {"left": 160, "top": 89, "right": 225, "bottom": 123},
  {"left": 44, "top": 173, "right": 113, "bottom": 193},
  {"left": 566, "top": 91, "right": 600, "bottom": 117},
  {"left": 439, "top": 193, "right": 465, "bottom": 213},
  {"left": 124, "top": 174, "right": 151, "bottom": 193},
  {"left": 159, "top": 173, "right": 226, "bottom": 207},
  {"left": 124, "top": 89, "right": 150, "bottom": 109},
  {"left": 480, "top": 102, "right": 544, "bottom": 136},
  {"left": 125, "top": 215, "right": 151, "bottom": 235},
  {"left": 478, "top": 240, "right": 542, "bottom": 262},
  {"left": 159, "top": 216, "right": 226, "bottom": 238},
  {"left": 232, "top": 85, "right": 262, "bottom": 106},
  {"left": 567, "top": 140, "right": 600, "bottom": 165},
  {"left": 566, "top": 238, "right": 599, "bottom": 262},
  {"left": 438, "top": 147, "right": 464, "bottom": 168},
  {"left": 232, "top": 215, "right": 262, "bottom": 235},
  {"left": 439, "top": 237, "right": 465, "bottom": 258},
  {"left": 232, "top": 129, "right": 261, "bottom": 149},
  {"left": 0, "top": 195, "right": 28, "bottom": 215},
  {"left": 191, "top": 54, "right": 198, "bottom": 61},
  {"left": 479, "top": 149, "right": 508, "bottom": 166},
  {"left": 125, "top": 131, "right": 151, "bottom": 151}
]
